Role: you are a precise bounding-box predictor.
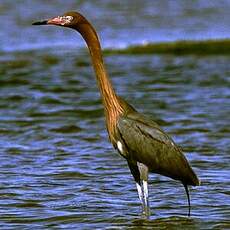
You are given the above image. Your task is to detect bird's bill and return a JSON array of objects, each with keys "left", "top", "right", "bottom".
[
  {"left": 32, "top": 16, "right": 70, "bottom": 26},
  {"left": 32, "top": 20, "right": 48, "bottom": 25}
]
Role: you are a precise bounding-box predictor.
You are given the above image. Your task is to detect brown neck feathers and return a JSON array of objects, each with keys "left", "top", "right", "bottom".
[{"left": 75, "top": 20, "right": 124, "bottom": 142}]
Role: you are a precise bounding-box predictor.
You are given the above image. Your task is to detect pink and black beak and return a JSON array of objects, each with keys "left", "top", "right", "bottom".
[{"left": 32, "top": 16, "right": 67, "bottom": 26}]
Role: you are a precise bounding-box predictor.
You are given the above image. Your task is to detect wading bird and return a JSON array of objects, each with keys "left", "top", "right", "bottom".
[{"left": 33, "top": 12, "right": 200, "bottom": 217}]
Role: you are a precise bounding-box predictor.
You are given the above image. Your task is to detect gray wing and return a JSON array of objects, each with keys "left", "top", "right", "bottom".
[{"left": 117, "top": 111, "right": 199, "bottom": 185}]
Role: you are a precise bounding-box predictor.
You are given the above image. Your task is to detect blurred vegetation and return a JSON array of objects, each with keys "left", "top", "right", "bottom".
[{"left": 104, "top": 39, "right": 230, "bottom": 55}]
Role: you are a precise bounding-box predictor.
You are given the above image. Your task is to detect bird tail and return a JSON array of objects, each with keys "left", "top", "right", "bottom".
[{"left": 190, "top": 169, "right": 201, "bottom": 186}]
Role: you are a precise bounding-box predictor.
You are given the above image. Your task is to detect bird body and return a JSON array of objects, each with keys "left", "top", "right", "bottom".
[
  {"left": 33, "top": 11, "right": 200, "bottom": 217},
  {"left": 117, "top": 110, "right": 199, "bottom": 185}
]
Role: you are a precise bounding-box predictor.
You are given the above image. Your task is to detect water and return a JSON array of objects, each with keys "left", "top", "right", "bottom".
[
  {"left": 0, "top": 1, "right": 230, "bottom": 229},
  {"left": 1, "top": 0, "right": 230, "bottom": 52}
]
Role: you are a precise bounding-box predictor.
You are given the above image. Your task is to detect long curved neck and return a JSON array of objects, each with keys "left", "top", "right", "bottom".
[{"left": 75, "top": 21, "right": 124, "bottom": 141}]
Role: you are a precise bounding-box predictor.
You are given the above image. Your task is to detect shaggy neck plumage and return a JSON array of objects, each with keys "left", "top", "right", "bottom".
[{"left": 75, "top": 21, "right": 124, "bottom": 142}]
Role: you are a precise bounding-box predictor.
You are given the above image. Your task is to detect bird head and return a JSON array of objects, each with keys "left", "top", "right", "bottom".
[{"left": 32, "top": 11, "right": 86, "bottom": 28}]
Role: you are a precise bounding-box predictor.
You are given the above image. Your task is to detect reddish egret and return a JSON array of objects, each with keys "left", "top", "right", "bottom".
[{"left": 33, "top": 11, "right": 200, "bottom": 217}]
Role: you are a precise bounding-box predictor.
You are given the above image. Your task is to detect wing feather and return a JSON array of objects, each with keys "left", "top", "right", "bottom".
[{"left": 117, "top": 111, "right": 199, "bottom": 185}]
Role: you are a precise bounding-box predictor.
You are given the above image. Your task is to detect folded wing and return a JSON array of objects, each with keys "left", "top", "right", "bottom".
[{"left": 117, "top": 111, "right": 199, "bottom": 186}]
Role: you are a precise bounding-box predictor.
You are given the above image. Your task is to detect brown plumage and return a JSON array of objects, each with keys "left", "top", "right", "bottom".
[{"left": 33, "top": 11, "right": 200, "bottom": 217}]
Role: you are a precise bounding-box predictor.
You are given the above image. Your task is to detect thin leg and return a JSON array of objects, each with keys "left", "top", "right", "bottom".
[
  {"left": 136, "top": 182, "right": 143, "bottom": 202},
  {"left": 143, "top": 180, "right": 149, "bottom": 215},
  {"left": 137, "top": 162, "right": 150, "bottom": 217},
  {"left": 127, "top": 160, "right": 150, "bottom": 218}
]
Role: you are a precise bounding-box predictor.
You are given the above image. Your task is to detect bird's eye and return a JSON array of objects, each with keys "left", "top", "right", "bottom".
[
  {"left": 58, "top": 16, "right": 73, "bottom": 25},
  {"left": 65, "top": 16, "right": 74, "bottom": 22}
]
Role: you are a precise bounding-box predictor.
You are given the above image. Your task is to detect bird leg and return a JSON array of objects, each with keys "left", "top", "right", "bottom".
[
  {"left": 136, "top": 182, "right": 144, "bottom": 202},
  {"left": 127, "top": 160, "right": 150, "bottom": 217},
  {"left": 143, "top": 180, "right": 149, "bottom": 212},
  {"left": 136, "top": 180, "right": 150, "bottom": 217},
  {"left": 137, "top": 162, "right": 150, "bottom": 217}
]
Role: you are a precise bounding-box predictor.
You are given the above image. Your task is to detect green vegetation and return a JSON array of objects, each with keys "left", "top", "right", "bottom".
[{"left": 104, "top": 39, "right": 230, "bottom": 55}]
